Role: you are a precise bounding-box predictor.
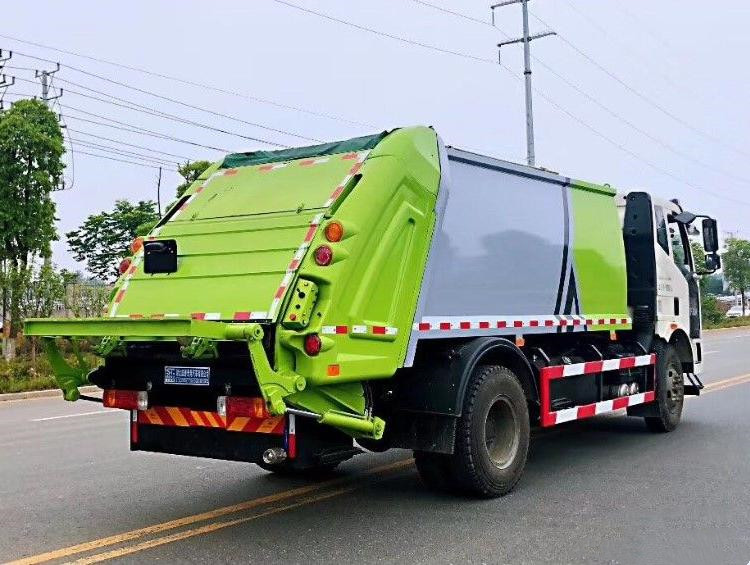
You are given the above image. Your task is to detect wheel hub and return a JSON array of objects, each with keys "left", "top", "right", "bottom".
[{"left": 484, "top": 396, "right": 520, "bottom": 469}]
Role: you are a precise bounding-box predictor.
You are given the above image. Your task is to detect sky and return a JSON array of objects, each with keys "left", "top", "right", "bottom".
[{"left": 2, "top": 0, "right": 749, "bottom": 274}]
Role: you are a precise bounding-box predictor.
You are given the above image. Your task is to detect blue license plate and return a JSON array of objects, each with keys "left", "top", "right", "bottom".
[{"left": 164, "top": 366, "right": 210, "bottom": 386}]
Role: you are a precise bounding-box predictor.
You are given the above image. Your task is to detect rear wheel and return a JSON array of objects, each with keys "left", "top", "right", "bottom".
[
  {"left": 644, "top": 342, "right": 684, "bottom": 433},
  {"left": 419, "top": 364, "right": 530, "bottom": 498}
]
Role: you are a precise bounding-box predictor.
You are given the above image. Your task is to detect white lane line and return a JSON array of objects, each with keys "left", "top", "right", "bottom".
[
  {"left": 31, "top": 410, "right": 119, "bottom": 422},
  {"left": 702, "top": 350, "right": 718, "bottom": 354}
]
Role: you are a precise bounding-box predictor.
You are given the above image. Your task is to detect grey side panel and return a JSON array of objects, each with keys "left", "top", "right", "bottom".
[{"left": 424, "top": 153, "right": 567, "bottom": 316}]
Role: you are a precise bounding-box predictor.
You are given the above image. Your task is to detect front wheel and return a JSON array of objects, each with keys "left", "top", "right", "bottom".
[
  {"left": 644, "top": 342, "right": 684, "bottom": 433},
  {"left": 447, "top": 365, "right": 530, "bottom": 498}
]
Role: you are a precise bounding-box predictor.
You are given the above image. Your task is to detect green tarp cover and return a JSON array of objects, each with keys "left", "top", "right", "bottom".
[{"left": 220, "top": 131, "right": 390, "bottom": 169}]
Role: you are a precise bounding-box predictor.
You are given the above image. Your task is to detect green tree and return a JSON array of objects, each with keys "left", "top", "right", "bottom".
[
  {"left": 701, "top": 294, "right": 725, "bottom": 326},
  {"left": 0, "top": 99, "right": 64, "bottom": 358},
  {"left": 66, "top": 200, "right": 158, "bottom": 282},
  {"left": 176, "top": 160, "right": 212, "bottom": 198},
  {"left": 722, "top": 238, "right": 750, "bottom": 316},
  {"left": 18, "top": 262, "right": 66, "bottom": 360},
  {"left": 62, "top": 271, "right": 112, "bottom": 318}
]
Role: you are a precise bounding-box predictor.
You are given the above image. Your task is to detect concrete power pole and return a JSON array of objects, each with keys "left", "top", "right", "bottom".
[
  {"left": 35, "top": 63, "right": 61, "bottom": 107},
  {"left": 491, "top": 0, "right": 555, "bottom": 167}
]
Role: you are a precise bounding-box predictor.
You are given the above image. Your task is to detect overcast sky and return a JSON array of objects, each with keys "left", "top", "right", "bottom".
[{"left": 3, "top": 0, "right": 749, "bottom": 274}]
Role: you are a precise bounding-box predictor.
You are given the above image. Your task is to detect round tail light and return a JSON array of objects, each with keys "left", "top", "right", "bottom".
[
  {"left": 130, "top": 236, "right": 144, "bottom": 254},
  {"left": 324, "top": 221, "right": 344, "bottom": 242},
  {"left": 313, "top": 245, "right": 333, "bottom": 266},
  {"left": 304, "top": 334, "right": 322, "bottom": 356},
  {"left": 119, "top": 258, "right": 132, "bottom": 275}
]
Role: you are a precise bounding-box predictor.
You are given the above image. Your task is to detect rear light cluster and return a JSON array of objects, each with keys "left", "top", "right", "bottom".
[
  {"left": 216, "top": 396, "right": 270, "bottom": 419},
  {"left": 313, "top": 245, "right": 333, "bottom": 266},
  {"left": 130, "top": 236, "right": 144, "bottom": 254},
  {"left": 304, "top": 333, "right": 322, "bottom": 356},
  {"left": 324, "top": 221, "right": 344, "bottom": 242},
  {"left": 118, "top": 258, "right": 132, "bottom": 275},
  {"left": 313, "top": 221, "right": 345, "bottom": 266},
  {"left": 103, "top": 389, "right": 148, "bottom": 411}
]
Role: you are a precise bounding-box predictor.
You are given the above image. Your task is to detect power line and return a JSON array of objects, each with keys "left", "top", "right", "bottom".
[
  {"left": 274, "top": 0, "right": 750, "bottom": 208},
  {"left": 74, "top": 148, "right": 179, "bottom": 171},
  {"left": 67, "top": 128, "right": 195, "bottom": 161},
  {"left": 0, "top": 34, "right": 373, "bottom": 128},
  {"left": 527, "top": 8, "right": 750, "bottom": 161},
  {"left": 70, "top": 138, "right": 180, "bottom": 167},
  {"left": 13, "top": 75, "right": 290, "bottom": 148},
  {"left": 61, "top": 105, "right": 231, "bottom": 152},
  {"left": 53, "top": 73, "right": 322, "bottom": 144},
  {"left": 408, "top": 0, "right": 750, "bottom": 185},
  {"left": 270, "top": 0, "right": 494, "bottom": 64}
]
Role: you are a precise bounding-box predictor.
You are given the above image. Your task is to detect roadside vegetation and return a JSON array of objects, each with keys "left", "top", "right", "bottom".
[{"left": 0, "top": 100, "right": 209, "bottom": 394}]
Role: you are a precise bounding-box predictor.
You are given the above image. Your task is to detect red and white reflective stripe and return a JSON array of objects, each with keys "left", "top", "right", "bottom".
[
  {"left": 321, "top": 324, "right": 398, "bottom": 336},
  {"left": 259, "top": 162, "right": 289, "bottom": 172},
  {"left": 232, "top": 311, "right": 268, "bottom": 321},
  {"left": 539, "top": 353, "right": 657, "bottom": 427},
  {"left": 287, "top": 413, "right": 297, "bottom": 459},
  {"left": 130, "top": 410, "right": 139, "bottom": 444},
  {"left": 414, "top": 315, "right": 630, "bottom": 332},
  {"left": 299, "top": 157, "right": 330, "bottom": 167},
  {"left": 268, "top": 151, "right": 370, "bottom": 319},
  {"left": 547, "top": 391, "right": 656, "bottom": 425},
  {"left": 540, "top": 354, "right": 656, "bottom": 379},
  {"left": 108, "top": 258, "right": 140, "bottom": 317},
  {"left": 190, "top": 312, "right": 222, "bottom": 321}
]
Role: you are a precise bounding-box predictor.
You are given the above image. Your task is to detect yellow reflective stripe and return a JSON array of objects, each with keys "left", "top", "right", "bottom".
[
  {"left": 227, "top": 417, "right": 249, "bottom": 432},
  {"left": 203, "top": 412, "right": 221, "bottom": 428},
  {"left": 255, "top": 416, "right": 283, "bottom": 434},
  {"left": 166, "top": 407, "right": 189, "bottom": 427}
]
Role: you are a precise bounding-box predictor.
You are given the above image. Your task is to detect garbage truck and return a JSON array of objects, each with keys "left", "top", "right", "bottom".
[{"left": 25, "top": 126, "right": 721, "bottom": 497}]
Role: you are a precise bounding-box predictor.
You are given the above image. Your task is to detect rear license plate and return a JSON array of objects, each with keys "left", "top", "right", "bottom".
[{"left": 164, "top": 366, "right": 210, "bottom": 386}]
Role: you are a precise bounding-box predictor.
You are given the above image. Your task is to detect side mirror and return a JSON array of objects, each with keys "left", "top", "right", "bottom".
[
  {"left": 704, "top": 253, "right": 721, "bottom": 273},
  {"left": 702, "top": 218, "right": 719, "bottom": 252},
  {"left": 673, "top": 211, "right": 697, "bottom": 225}
]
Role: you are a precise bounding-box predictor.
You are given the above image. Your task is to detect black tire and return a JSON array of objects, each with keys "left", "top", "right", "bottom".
[
  {"left": 644, "top": 341, "right": 684, "bottom": 433},
  {"left": 256, "top": 460, "right": 339, "bottom": 477},
  {"left": 448, "top": 365, "right": 530, "bottom": 498},
  {"left": 414, "top": 450, "right": 459, "bottom": 493}
]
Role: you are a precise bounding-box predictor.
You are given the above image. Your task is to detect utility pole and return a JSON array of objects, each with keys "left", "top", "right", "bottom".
[
  {"left": 35, "top": 62, "right": 62, "bottom": 107},
  {"left": 156, "top": 167, "right": 163, "bottom": 216},
  {"left": 491, "top": 0, "right": 555, "bottom": 167}
]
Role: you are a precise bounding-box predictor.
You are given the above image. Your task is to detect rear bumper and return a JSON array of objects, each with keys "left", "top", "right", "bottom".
[{"left": 134, "top": 423, "right": 284, "bottom": 463}]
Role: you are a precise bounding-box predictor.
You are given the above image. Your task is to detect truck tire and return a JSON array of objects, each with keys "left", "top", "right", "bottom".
[
  {"left": 644, "top": 342, "right": 684, "bottom": 433},
  {"left": 448, "top": 365, "right": 530, "bottom": 498}
]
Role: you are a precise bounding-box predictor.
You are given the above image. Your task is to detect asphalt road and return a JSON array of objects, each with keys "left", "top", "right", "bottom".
[{"left": 2, "top": 328, "right": 750, "bottom": 565}]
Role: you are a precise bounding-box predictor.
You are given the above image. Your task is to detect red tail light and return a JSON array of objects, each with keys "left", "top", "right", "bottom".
[
  {"left": 118, "top": 258, "right": 132, "bottom": 275},
  {"left": 304, "top": 333, "right": 322, "bottom": 356},
  {"left": 313, "top": 245, "right": 333, "bottom": 266},
  {"left": 103, "top": 389, "right": 148, "bottom": 410},
  {"left": 217, "top": 396, "right": 270, "bottom": 419}
]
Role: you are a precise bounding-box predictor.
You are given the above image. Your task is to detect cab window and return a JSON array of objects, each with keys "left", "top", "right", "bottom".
[
  {"left": 669, "top": 220, "right": 692, "bottom": 272},
  {"left": 654, "top": 206, "right": 669, "bottom": 254}
]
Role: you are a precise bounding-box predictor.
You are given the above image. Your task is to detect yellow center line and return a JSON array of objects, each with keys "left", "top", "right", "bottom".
[
  {"left": 8, "top": 459, "right": 413, "bottom": 565},
  {"left": 69, "top": 486, "right": 362, "bottom": 565},
  {"left": 12, "top": 372, "right": 750, "bottom": 564}
]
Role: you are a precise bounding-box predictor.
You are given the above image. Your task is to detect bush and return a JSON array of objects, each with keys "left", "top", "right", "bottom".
[
  {"left": 701, "top": 294, "right": 726, "bottom": 326},
  {"left": 0, "top": 357, "right": 57, "bottom": 393}
]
